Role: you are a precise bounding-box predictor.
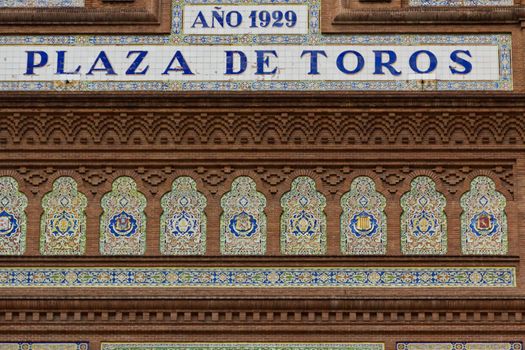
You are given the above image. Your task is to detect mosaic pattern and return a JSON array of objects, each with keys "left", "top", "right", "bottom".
[
  {"left": 409, "top": 0, "right": 513, "bottom": 6},
  {"left": 341, "top": 177, "right": 387, "bottom": 255},
  {"left": 0, "top": 0, "right": 512, "bottom": 91},
  {"left": 40, "top": 177, "right": 87, "bottom": 255},
  {"left": 0, "top": 267, "right": 514, "bottom": 288},
  {"left": 397, "top": 342, "right": 522, "bottom": 350},
  {"left": 161, "top": 177, "right": 207, "bottom": 255},
  {"left": 0, "top": 177, "right": 27, "bottom": 255},
  {"left": 100, "top": 177, "right": 147, "bottom": 255},
  {"left": 0, "top": 0, "right": 84, "bottom": 7},
  {"left": 221, "top": 177, "right": 267, "bottom": 255},
  {"left": 281, "top": 177, "right": 326, "bottom": 255},
  {"left": 401, "top": 176, "right": 447, "bottom": 255},
  {"left": 101, "top": 344, "right": 384, "bottom": 350},
  {"left": 0, "top": 343, "right": 88, "bottom": 350},
  {"left": 461, "top": 176, "right": 507, "bottom": 255}
]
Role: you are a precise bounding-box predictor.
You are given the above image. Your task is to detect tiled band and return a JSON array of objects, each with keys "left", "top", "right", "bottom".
[{"left": 0, "top": 267, "right": 514, "bottom": 288}]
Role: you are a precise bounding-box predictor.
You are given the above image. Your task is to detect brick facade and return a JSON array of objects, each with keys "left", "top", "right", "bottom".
[{"left": 0, "top": 0, "right": 524, "bottom": 347}]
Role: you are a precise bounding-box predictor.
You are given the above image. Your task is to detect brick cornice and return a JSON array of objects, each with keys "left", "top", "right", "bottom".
[
  {"left": 333, "top": 6, "right": 525, "bottom": 25},
  {"left": 0, "top": 0, "right": 170, "bottom": 34},
  {"left": 0, "top": 92, "right": 523, "bottom": 108}
]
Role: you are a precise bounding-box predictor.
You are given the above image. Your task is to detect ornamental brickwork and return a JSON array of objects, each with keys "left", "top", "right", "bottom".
[{"left": 0, "top": 0, "right": 525, "bottom": 346}]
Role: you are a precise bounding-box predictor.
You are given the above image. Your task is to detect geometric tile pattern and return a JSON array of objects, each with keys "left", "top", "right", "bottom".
[
  {"left": 220, "top": 177, "right": 267, "bottom": 255},
  {"left": 396, "top": 342, "right": 522, "bottom": 350},
  {"left": 401, "top": 176, "right": 447, "bottom": 255},
  {"left": 100, "top": 177, "right": 147, "bottom": 255},
  {"left": 341, "top": 176, "right": 387, "bottom": 255},
  {"left": 461, "top": 176, "right": 507, "bottom": 255},
  {"left": 281, "top": 177, "right": 326, "bottom": 255},
  {"left": 101, "top": 344, "right": 384, "bottom": 350},
  {"left": 0, "top": 177, "right": 27, "bottom": 255},
  {"left": 0, "top": 343, "right": 88, "bottom": 350},
  {"left": 160, "top": 177, "right": 207, "bottom": 255},
  {"left": 0, "top": 266, "right": 514, "bottom": 288},
  {"left": 40, "top": 177, "right": 87, "bottom": 255}
]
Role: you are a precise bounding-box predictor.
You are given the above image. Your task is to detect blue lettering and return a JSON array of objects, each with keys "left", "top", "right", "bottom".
[
  {"left": 211, "top": 8, "right": 225, "bottom": 28},
  {"left": 300, "top": 50, "right": 327, "bottom": 75},
  {"left": 192, "top": 11, "right": 209, "bottom": 28},
  {"left": 450, "top": 50, "right": 472, "bottom": 75},
  {"left": 25, "top": 51, "right": 48, "bottom": 75},
  {"left": 255, "top": 50, "right": 278, "bottom": 75},
  {"left": 373, "top": 50, "right": 401, "bottom": 76},
  {"left": 336, "top": 50, "right": 364, "bottom": 75},
  {"left": 126, "top": 51, "right": 150, "bottom": 75},
  {"left": 56, "top": 51, "right": 81, "bottom": 75},
  {"left": 409, "top": 50, "right": 437, "bottom": 74},
  {"left": 86, "top": 51, "right": 116, "bottom": 76},
  {"left": 162, "top": 51, "right": 194, "bottom": 75},
  {"left": 225, "top": 51, "right": 247, "bottom": 75},
  {"left": 226, "top": 11, "right": 242, "bottom": 27}
]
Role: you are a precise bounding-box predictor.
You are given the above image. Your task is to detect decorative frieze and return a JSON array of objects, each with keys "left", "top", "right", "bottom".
[
  {"left": 0, "top": 266, "right": 514, "bottom": 288},
  {"left": 1, "top": 111, "right": 524, "bottom": 152},
  {"left": 0, "top": 170, "right": 514, "bottom": 256}
]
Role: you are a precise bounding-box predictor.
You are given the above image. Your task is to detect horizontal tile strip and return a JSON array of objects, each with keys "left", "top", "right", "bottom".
[{"left": 0, "top": 266, "right": 515, "bottom": 288}]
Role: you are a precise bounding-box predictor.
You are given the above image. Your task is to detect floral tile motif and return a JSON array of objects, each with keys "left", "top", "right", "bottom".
[
  {"left": 461, "top": 176, "right": 507, "bottom": 255},
  {"left": 221, "top": 177, "right": 267, "bottom": 255},
  {"left": 161, "top": 177, "right": 207, "bottom": 255},
  {"left": 0, "top": 343, "right": 88, "bottom": 350},
  {"left": 396, "top": 342, "right": 522, "bottom": 350},
  {"left": 401, "top": 177, "right": 447, "bottom": 255},
  {"left": 0, "top": 177, "right": 27, "bottom": 255},
  {"left": 281, "top": 177, "right": 326, "bottom": 255},
  {"left": 101, "top": 343, "right": 384, "bottom": 350},
  {"left": 40, "top": 177, "right": 87, "bottom": 255},
  {"left": 100, "top": 177, "right": 147, "bottom": 255},
  {"left": 341, "top": 177, "right": 387, "bottom": 255},
  {"left": 0, "top": 267, "right": 514, "bottom": 288}
]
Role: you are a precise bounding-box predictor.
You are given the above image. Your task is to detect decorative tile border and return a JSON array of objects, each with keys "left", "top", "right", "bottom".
[
  {"left": 101, "top": 344, "right": 384, "bottom": 350},
  {"left": 0, "top": 266, "right": 515, "bottom": 288},
  {"left": 0, "top": 343, "right": 88, "bottom": 350},
  {"left": 0, "top": 0, "right": 84, "bottom": 7},
  {"left": 396, "top": 342, "right": 522, "bottom": 350},
  {"left": 0, "top": 0, "right": 513, "bottom": 91}
]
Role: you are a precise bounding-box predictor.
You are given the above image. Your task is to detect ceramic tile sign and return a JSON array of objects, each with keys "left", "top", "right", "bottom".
[
  {"left": 183, "top": 5, "right": 309, "bottom": 35},
  {"left": 0, "top": 0, "right": 512, "bottom": 91}
]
